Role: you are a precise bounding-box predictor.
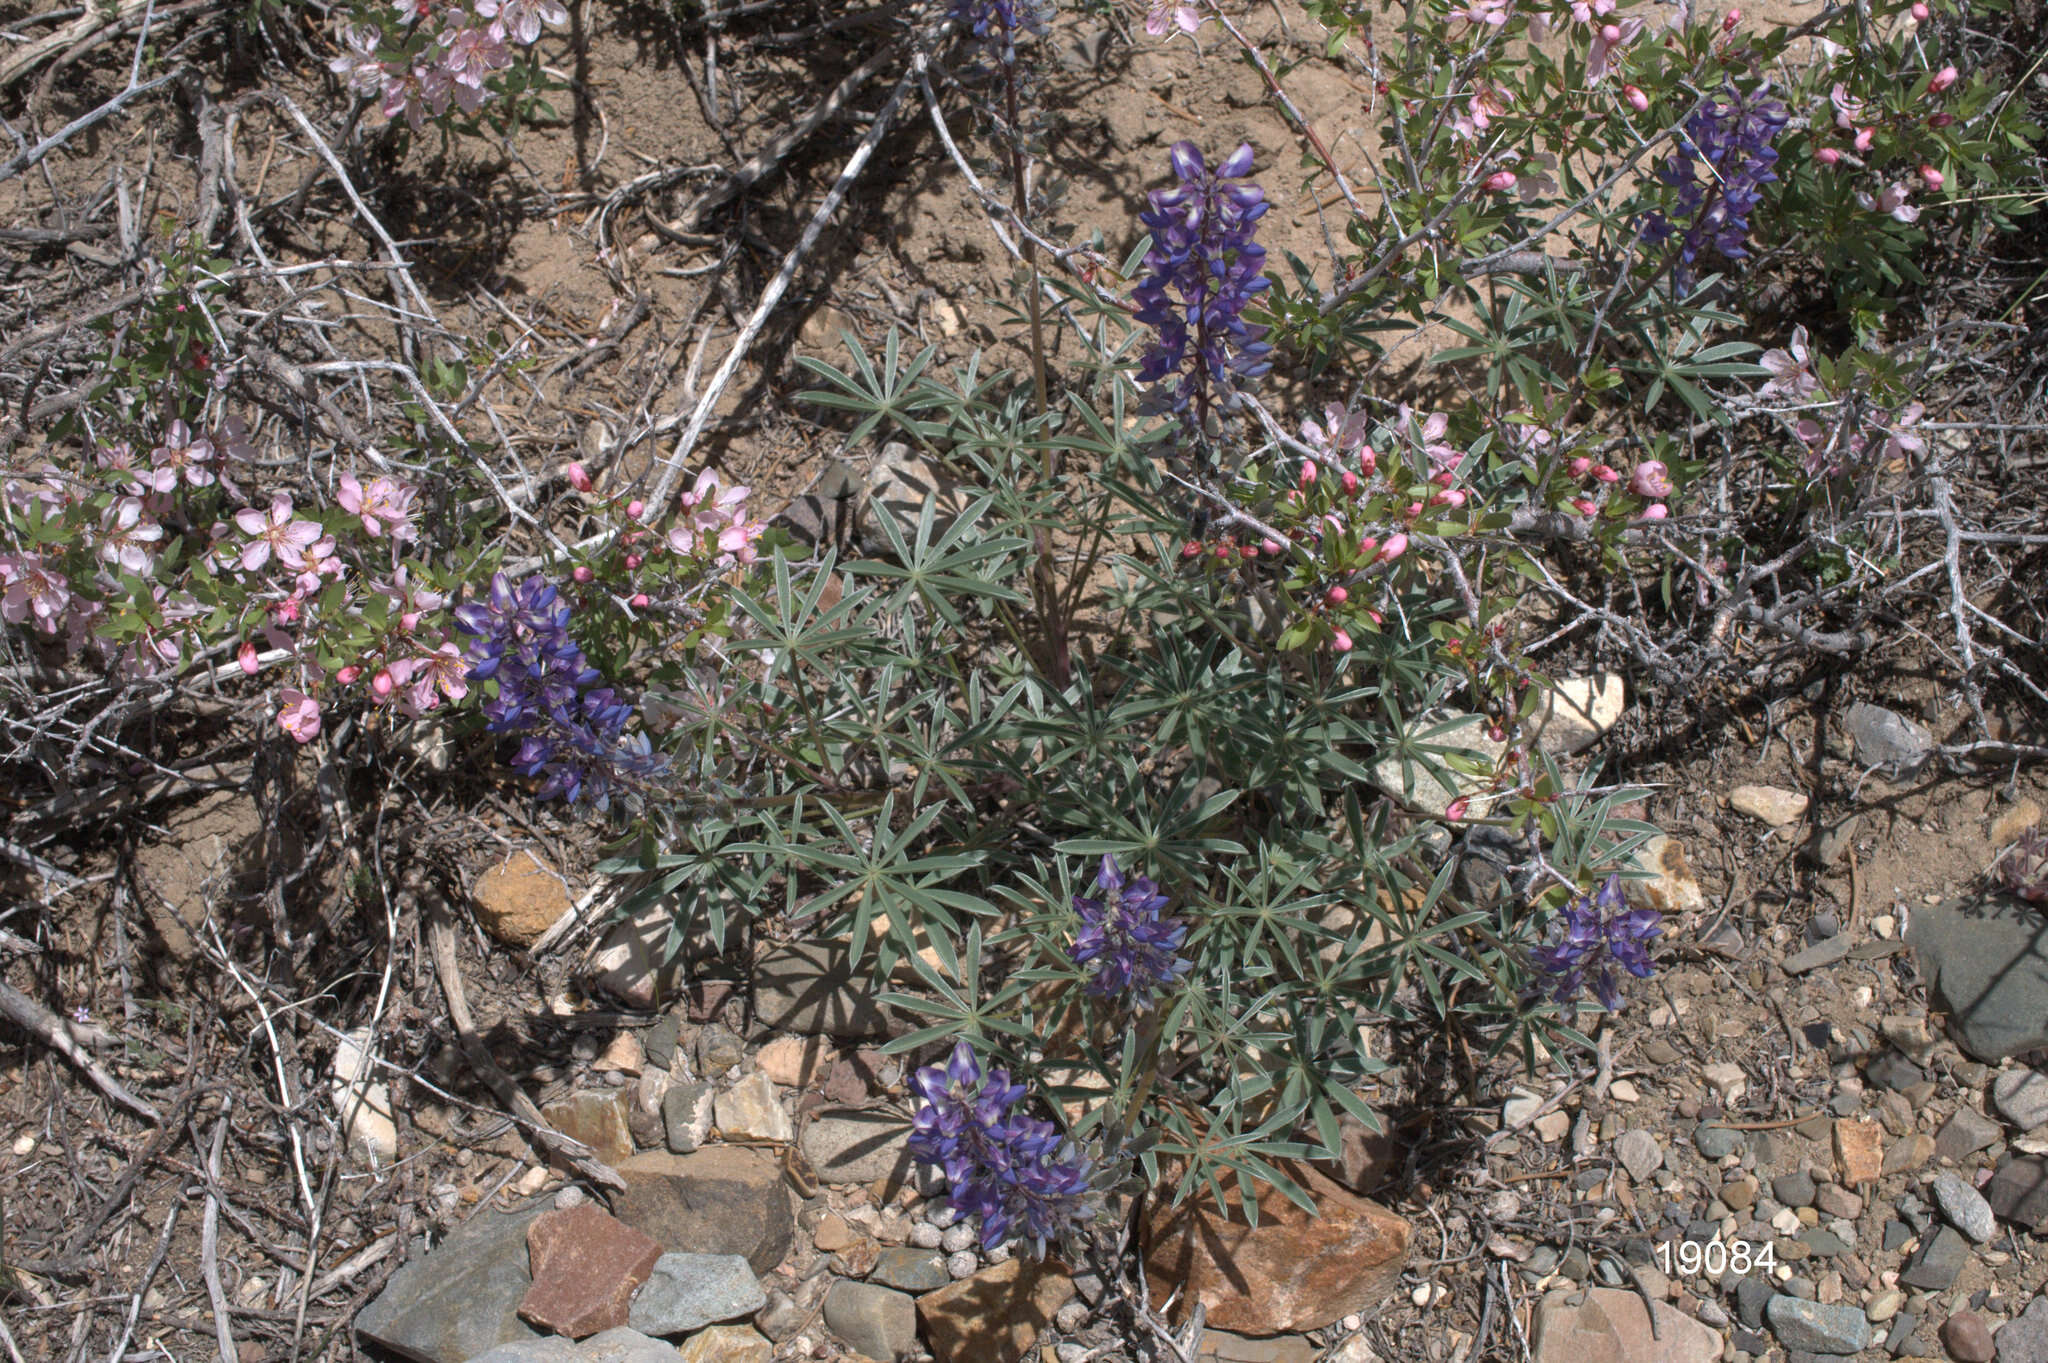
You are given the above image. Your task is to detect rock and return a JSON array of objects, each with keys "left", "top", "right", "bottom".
[
  {"left": 1930, "top": 1172, "right": 1996, "bottom": 1244},
  {"left": 1881, "top": 1016, "right": 1940, "bottom": 1066},
  {"left": 643, "top": 1015, "right": 683, "bottom": 1074},
  {"left": 1143, "top": 1158, "right": 1409, "bottom": 1333},
  {"left": 695, "top": 1023, "right": 745, "bottom": 1077},
  {"left": 752, "top": 941, "right": 898, "bottom": 1038},
  {"left": 1866, "top": 1052, "right": 1926, "bottom": 1092},
  {"left": 753, "top": 1288, "right": 807, "bottom": 1342},
  {"left": 465, "top": 1327, "right": 676, "bottom": 1363},
  {"left": 1814, "top": 1184, "right": 1862, "bottom": 1220},
  {"left": 1695, "top": 1124, "right": 1744, "bottom": 1160},
  {"left": 1868, "top": 1290, "right": 1906, "bottom": 1323},
  {"left": 519, "top": 1206, "right": 663, "bottom": 1339},
  {"left": 1984, "top": 1154, "right": 2048, "bottom": 1231},
  {"left": 863, "top": 444, "right": 976, "bottom": 554},
  {"left": 1936, "top": 1108, "right": 2003, "bottom": 1163},
  {"left": 1735, "top": 1276, "right": 1775, "bottom": 1329},
  {"left": 918, "top": 1258, "right": 1075, "bottom": 1363},
  {"left": 661, "top": 1082, "right": 715, "bottom": 1154},
  {"left": 1533, "top": 1111, "right": 1570, "bottom": 1143},
  {"left": 713, "top": 1073, "right": 792, "bottom": 1144},
  {"left": 1194, "top": 1329, "right": 1319, "bottom": 1363},
  {"left": 1812, "top": 815, "right": 1862, "bottom": 868},
  {"left": 626, "top": 1252, "right": 765, "bottom": 1336},
  {"left": 1530, "top": 1286, "right": 1722, "bottom": 1363},
  {"left": 1774, "top": 1172, "right": 1817, "bottom": 1207},
  {"left": 799, "top": 1109, "right": 916, "bottom": 1186},
  {"left": 1884, "top": 1134, "right": 1936, "bottom": 1176},
  {"left": 1992, "top": 799, "right": 2044, "bottom": 849},
  {"left": 1941, "top": 1312, "right": 1995, "bottom": 1362},
  {"left": 754, "top": 1036, "right": 832, "bottom": 1089},
  {"left": 1844, "top": 703, "right": 1934, "bottom": 772},
  {"left": 1527, "top": 674, "right": 1626, "bottom": 755},
  {"left": 1784, "top": 936, "right": 1853, "bottom": 974},
  {"left": 1703, "top": 1062, "right": 1748, "bottom": 1104},
  {"left": 541, "top": 1090, "right": 635, "bottom": 1168},
  {"left": 1313, "top": 1114, "right": 1400, "bottom": 1196},
  {"left": 588, "top": 901, "right": 742, "bottom": 1010},
  {"left": 1834, "top": 1119, "right": 1884, "bottom": 1184},
  {"left": 609, "top": 1148, "right": 796, "bottom": 1274},
  {"left": 1996, "top": 1295, "right": 2048, "bottom": 1363},
  {"left": 1370, "top": 714, "right": 1506, "bottom": 819},
  {"left": 356, "top": 1200, "right": 548, "bottom": 1363},
  {"left": 1996, "top": 1068, "right": 2048, "bottom": 1130},
  {"left": 594, "top": 1032, "right": 644, "bottom": 1076},
  {"left": 1905, "top": 895, "right": 2048, "bottom": 1061},
  {"left": 868, "top": 1247, "right": 951, "bottom": 1292},
  {"left": 1767, "top": 1295, "right": 1872, "bottom": 1353},
  {"left": 1622, "top": 834, "right": 1708, "bottom": 918},
  {"left": 822, "top": 1280, "right": 917, "bottom": 1362},
  {"left": 1731, "top": 784, "right": 1809, "bottom": 826},
  {"left": 1615, "top": 1130, "right": 1663, "bottom": 1182},
  {"left": 945, "top": 1249, "right": 977, "bottom": 1279},
  {"left": 472, "top": 850, "right": 573, "bottom": 947},
  {"left": 331, "top": 1026, "right": 399, "bottom": 1165},
  {"left": 1503, "top": 1091, "right": 1544, "bottom": 1127},
  {"left": 673, "top": 1324, "right": 775, "bottom": 1363},
  {"left": 1898, "top": 1226, "right": 1969, "bottom": 1291}
]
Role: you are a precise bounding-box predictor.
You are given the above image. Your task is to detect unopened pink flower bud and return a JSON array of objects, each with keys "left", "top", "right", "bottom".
[
  {"left": 1359, "top": 450, "right": 1376, "bottom": 477},
  {"left": 1928, "top": 111, "right": 1955, "bottom": 127},
  {"left": 1444, "top": 797, "right": 1470, "bottom": 821},
  {"left": 1326, "top": 585, "right": 1349, "bottom": 605},
  {"left": 1239, "top": 545, "right": 1258, "bottom": 561},
  {"left": 1593, "top": 463, "right": 1621, "bottom": 483},
  {"left": 627, "top": 499, "right": 645, "bottom": 519},
  {"left": 1261, "top": 538, "right": 1283, "bottom": 556},
  {"left": 572, "top": 564, "right": 594, "bottom": 583},
  {"left": 1919, "top": 163, "right": 1944, "bottom": 189},
  {"left": 625, "top": 553, "right": 643, "bottom": 569},
  {"left": 238, "top": 641, "right": 259, "bottom": 675},
  {"left": 371, "top": 669, "right": 395, "bottom": 698},
  {"left": 1854, "top": 126, "right": 1874, "bottom": 152},
  {"left": 1600, "top": 21, "right": 1621, "bottom": 41},
  {"left": 337, "top": 665, "right": 363, "bottom": 685},
  {"left": 1405, "top": 501, "right": 1423, "bottom": 518},
  {"left": 1640, "top": 502, "right": 1670, "bottom": 520},
  {"left": 1358, "top": 536, "right": 1378, "bottom": 559},
  {"left": 1341, "top": 471, "right": 1359, "bottom": 494},
  {"left": 400, "top": 611, "right": 421, "bottom": 632},
  {"left": 1571, "top": 497, "right": 1598, "bottom": 516},
  {"left": 1213, "top": 545, "right": 1233, "bottom": 561},
  {"left": 1299, "top": 459, "right": 1318, "bottom": 485},
  {"left": 1378, "top": 532, "right": 1409, "bottom": 563},
  {"left": 1568, "top": 456, "right": 1593, "bottom": 478},
  {"left": 1816, "top": 147, "right": 1842, "bottom": 165},
  {"left": 1182, "top": 540, "right": 1202, "bottom": 559},
  {"left": 630, "top": 593, "right": 651, "bottom": 607},
  {"left": 1331, "top": 629, "right": 1354, "bottom": 653},
  {"left": 1911, "top": 1, "right": 1928, "bottom": 16},
  {"left": 566, "top": 462, "right": 593, "bottom": 493},
  {"left": 1624, "top": 85, "right": 1649, "bottom": 112},
  {"left": 1722, "top": 6, "right": 1740, "bottom": 27},
  {"left": 1485, "top": 170, "right": 1518, "bottom": 192},
  {"left": 1435, "top": 489, "right": 1469, "bottom": 508},
  {"left": 1929, "top": 64, "right": 1957, "bottom": 92}
]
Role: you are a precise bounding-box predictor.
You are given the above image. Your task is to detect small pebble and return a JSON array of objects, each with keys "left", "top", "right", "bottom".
[
  {"left": 946, "top": 1251, "right": 978, "bottom": 1279},
  {"left": 940, "top": 1223, "right": 977, "bottom": 1253},
  {"left": 1940, "top": 1311, "right": 1994, "bottom": 1363},
  {"left": 1054, "top": 1300, "right": 1088, "bottom": 1333},
  {"left": 909, "top": 1222, "right": 943, "bottom": 1249}
]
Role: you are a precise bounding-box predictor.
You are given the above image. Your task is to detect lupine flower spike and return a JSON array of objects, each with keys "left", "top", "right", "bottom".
[
  {"left": 907, "top": 1041, "right": 1093, "bottom": 1257},
  {"left": 1530, "top": 874, "right": 1662, "bottom": 1017},
  {"left": 1640, "top": 88, "right": 1789, "bottom": 292},
  {"left": 1069, "top": 855, "right": 1192, "bottom": 1011}
]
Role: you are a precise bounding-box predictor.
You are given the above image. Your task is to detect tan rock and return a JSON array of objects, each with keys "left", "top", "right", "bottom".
[
  {"left": 594, "top": 1031, "right": 644, "bottom": 1075},
  {"left": 1527, "top": 674, "right": 1626, "bottom": 755},
  {"left": 472, "top": 850, "right": 573, "bottom": 947},
  {"left": 919, "top": 1258, "right": 1074, "bottom": 1363},
  {"left": 539, "top": 1089, "right": 635, "bottom": 1167},
  {"left": 1730, "top": 784, "right": 1809, "bottom": 826},
  {"left": 676, "top": 1324, "right": 775, "bottom": 1363},
  {"left": 1835, "top": 1118, "right": 1885, "bottom": 1185},
  {"left": 1993, "top": 799, "right": 2043, "bottom": 848},
  {"left": 1623, "top": 834, "right": 1708, "bottom": 918},
  {"left": 1144, "top": 1159, "right": 1410, "bottom": 1334},
  {"left": 330, "top": 1027, "right": 399, "bottom": 1165},
  {"left": 756, "top": 1035, "right": 832, "bottom": 1089},
  {"left": 814, "top": 1213, "right": 856, "bottom": 1252},
  {"left": 1531, "top": 1287, "right": 1721, "bottom": 1363}
]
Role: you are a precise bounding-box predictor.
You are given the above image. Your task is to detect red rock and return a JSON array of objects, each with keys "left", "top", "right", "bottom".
[
  {"left": 919, "top": 1258, "right": 1074, "bottom": 1363},
  {"left": 1143, "top": 1159, "right": 1409, "bottom": 1334},
  {"left": 517, "top": 1204, "right": 662, "bottom": 1339},
  {"left": 1942, "top": 1311, "right": 1995, "bottom": 1363}
]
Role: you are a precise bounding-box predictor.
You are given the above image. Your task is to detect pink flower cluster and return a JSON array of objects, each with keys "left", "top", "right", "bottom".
[
  {"left": 329, "top": 0, "right": 566, "bottom": 129},
  {"left": 665, "top": 468, "right": 767, "bottom": 568},
  {"left": 1816, "top": 78, "right": 1958, "bottom": 225}
]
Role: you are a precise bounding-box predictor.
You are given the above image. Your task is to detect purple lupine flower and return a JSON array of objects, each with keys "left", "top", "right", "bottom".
[
  {"left": 908, "top": 1041, "right": 1093, "bottom": 1257},
  {"left": 1529, "top": 875, "right": 1662, "bottom": 1016},
  {"left": 453, "top": 572, "right": 668, "bottom": 810},
  {"left": 1132, "top": 142, "right": 1273, "bottom": 436},
  {"left": 1639, "top": 89, "right": 1788, "bottom": 293},
  {"left": 1069, "top": 855, "right": 1192, "bottom": 1012}
]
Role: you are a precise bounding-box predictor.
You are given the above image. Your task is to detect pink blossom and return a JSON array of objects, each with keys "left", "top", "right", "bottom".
[
  {"left": 150, "top": 420, "right": 216, "bottom": 490},
  {"left": 99, "top": 497, "right": 163, "bottom": 574},
  {"left": 1485, "top": 169, "right": 1518, "bottom": 192},
  {"left": 238, "top": 642, "right": 260, "bottom": 675},
  {"left": 337, "top": 473, "right": 418, "bottom": 539},
  {"left": 1623, "top": 84, "right": 1649, "bottom": 112},
  {"left": 1515, "top": 153, "right": 1559, "bottom": 202},
  {"left": 234, "top": 495, "right": 323, "bottom": 572},
  {"left": 1815, "top": 147, "right": 1841, "bottom": 165},
  {"left": 1879, "top": 402, "right": 1927, "bottom": 461},
  {"left": 1301, "top": 403, "right": 1369, "bottom": 458},
  {"left": 1919, "top": 163, "right": 1944, "bottom": 190},
  {"left": 1628, "top": 460, "right": 1674, "bottom": 499},
  {"left": 278, "top": 689, "right": 321, "bottom": 744},
  {"left": 1928, "top": 65, "right": 1958, "bottom": 93},
  {"left": 1587, "top": 17, "right": 1642, "bottom": 81},
  {"left": 0, "top": 554, "right": 69, "bottom": 633},
  {"left": 1570, "top": 0, "right": 1615, "bottom": 21},
  {"left": 1454, "top": 0, "right": 1511, "bottom": 25},
  {"left": 1759, "top": 326, "right": 1818, "bottom": 400},
  {"left": 1853, "top": 126, "right": 1874, "bottom": 152},
  {"left": 1145, "top": 0, "right": 1202, "bottom": 34},
  {"left": 566, "top": 462, "right": 594, "bottom": 492},
  {"left": 1331, "top": 629, "right": 1354, "bottom": 653},
  {"left": 1860, "top": 181, "right": 1920, "bottom": 223},
  {"left": 407, "top": 642, "right": 469, "bottom": 710},
  {"left": 1829, "top": 83, "right": 1863, "bottom": 130}
]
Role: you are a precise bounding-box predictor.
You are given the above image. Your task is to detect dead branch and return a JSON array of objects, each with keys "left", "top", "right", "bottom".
[{"left": 0, "top": 980, "right": 160, "bottom": 1122}]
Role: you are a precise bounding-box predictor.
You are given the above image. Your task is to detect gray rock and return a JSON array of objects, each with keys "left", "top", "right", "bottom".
[
  {"left": 822, "top": 1280, "right": 917, "bottom": 1361},
  {"left": 1904, "top": 895, "right": 2048, "bottom": 1061},
  {"left": 1985, "top": 1154, "right": 2048, "bottom": 1231},
  {"left": 753, "top": 941, "right": 898, "bottom": 1039},
  {"left": 945, "top": 1250, "right": 977, "bottom": 1279},
  {"left": 1885, "top": 1311, "right": 1919, "bottom": 1356},
  {"left": 466, "top": 1328, "right": 677, "bottom": 1363},
  {"left": 1865, "top": 1053, "right": 1924, "bottom": 1092},
  {"left": 1996, "top": 1068, "right": 2048, "bottom": 1130},
  {"left": 1845, "top": 703, "right": 1934, "bottom": 771},
  {"left": 1931, "top": 1172, "right": 1996, "bottom": 1243},
  {"left": 1996, "top": 1295, "right": 2048, "bottom": 1363},
  {"left": 800, "top": 1109, "right": 914, "bottom": 1186},
  {"left": 661, "top": 1082, "right": 715, "bottom": 1154},
  {"left": 642, "top": 1015, "right": 682, "bottom": 1074},
  {"left": 1766, "top": 1295, "right": 1873, "bottom": 1354},
  {"left": 1935, "top": 1108, "right": 2003, "bottom": 1163},
  {"left": 1695, "top": 1123, "right": 1744, "bottom": 1160},
  {"left": 696, "top": 1024, "right": 746, "bottom": 1078},
  {"left": 1783, "top": 935, "right": 1853, "bottom": 974},
  {"left": 356, "top": 1200, "right": 547, "bottom": 1363},
  {"left": 1773, "top": 1172, "right": 1817, "bottom": 1208},
  {"left": 626, "top": 1252, "right": 765, "bottom": 1336},
  {"left": 1370, "top": 714, "right": 1508, "bottom": 819},
  {"left": 1800, "top": 1227, "right": 1847, "bottom": 1257},
  {"left": 1898, "top": 1226, "right": 1969, "bottom": 1290},
  {"left": 867, "top": 1247, "right": 950, "bottom": 1292},
  {"left": 1615, "top": 1130, "right": 1663, "bottom": 1182},
  {"left": 609, "top": 1148, "right": 796, "bottom": 1275},
  {"left": 754, "top": 1288, "right": 806, "bottom": 1343}
]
